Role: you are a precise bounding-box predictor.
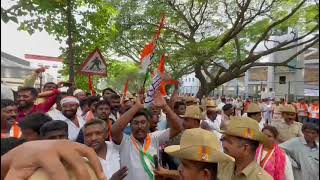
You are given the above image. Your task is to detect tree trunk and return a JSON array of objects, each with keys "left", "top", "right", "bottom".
[{"left": 194, "top": 65, "right": 209, "bottom": 99}]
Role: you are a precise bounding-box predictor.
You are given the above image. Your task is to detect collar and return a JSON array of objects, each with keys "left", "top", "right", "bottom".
[
  {"left": 237, "top": 161, "right": 258, "bottom": 177},
  {"left": 300, "top": 137, "right": 319, "bottom": 149}
]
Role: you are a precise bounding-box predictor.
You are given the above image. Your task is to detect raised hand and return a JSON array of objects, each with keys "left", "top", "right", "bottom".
[
  {"left": 110, "top": 166, "right": 128, "bottom": 180},
  {"left": 153, "top": 91, "right": 167, "bottom": 108}
]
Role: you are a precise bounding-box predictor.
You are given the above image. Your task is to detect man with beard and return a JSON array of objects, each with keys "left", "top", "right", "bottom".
[
  {"left": 1, "top": 99, "right": 20, "bottom": 138},
  {"left": 46, "top": 92, "right": 68, "bottom": 120},
  {"left": 219, "top": 117, "right": 273, "bottom": 180},
  {"left": 111, "top": 92, "right": 183, "bottom": 180},
  {"left": 83, "top": 119, "right": 128, "bottom": 179},
  {"left": 109, "top": 94, "right": 121, "bottom": 122},
  {"left": 16, "top": 87, "right": 59, "bottom": 122},
  {"left": 272, "top": 105, "right": 303, "bottom": 142},
  {"left": 55, "top": 96, "right": 86, "bottom": 141}
]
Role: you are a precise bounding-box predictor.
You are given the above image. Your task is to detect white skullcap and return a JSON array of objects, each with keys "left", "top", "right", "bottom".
[
  {"left": 73, "top": 89, "right": 84, "bottom": 96},
  {"left": 61, "top": 96, "right": 80, "bottom": 105}
]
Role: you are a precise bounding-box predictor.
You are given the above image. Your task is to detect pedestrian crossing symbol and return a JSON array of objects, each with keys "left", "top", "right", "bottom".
[{"left": 78, "top": 48, "right": 107, "bottom": 76}]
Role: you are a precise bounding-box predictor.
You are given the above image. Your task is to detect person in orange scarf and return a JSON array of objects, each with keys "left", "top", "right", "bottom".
[
  {"left": 255, "top": 126, "right": 294, "bottom": 180},
  {"left": 1, "top": 99, "right": 21, "bottom": 139}
]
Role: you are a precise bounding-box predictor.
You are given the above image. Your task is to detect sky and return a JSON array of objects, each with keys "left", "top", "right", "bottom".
[{"left": 1, "top": 0, "right": 63, "bottom": 59}]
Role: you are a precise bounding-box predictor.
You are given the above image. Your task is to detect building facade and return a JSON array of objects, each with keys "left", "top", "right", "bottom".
[{"left": 24, "top": 54, "right": 64, "bottom": 84}]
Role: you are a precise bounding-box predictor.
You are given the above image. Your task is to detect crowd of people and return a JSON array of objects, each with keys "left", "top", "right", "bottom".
[{"left": 1, "top": 68, "right": 319, "bottom": 180}]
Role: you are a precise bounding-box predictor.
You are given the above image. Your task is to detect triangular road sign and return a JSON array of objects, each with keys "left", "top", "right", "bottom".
[{"left": 78, "top": 48, "right": 107, "bottom": 76}]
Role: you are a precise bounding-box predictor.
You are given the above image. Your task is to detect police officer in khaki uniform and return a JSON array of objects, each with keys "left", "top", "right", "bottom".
[
  {"left": 271, "top": 105, "right": 303, "bottom": 142},
  {"left": 219, "top": 116, "right": 273, "bottom": 180},
  {"left": 161, "top": 128, "right": 234, "bottom": 180}
]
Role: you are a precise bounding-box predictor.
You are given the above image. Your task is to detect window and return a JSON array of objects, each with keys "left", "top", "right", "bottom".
[
  {"left": 52, "top": 65, "right": 58, "bottom": 68},
  {"left": 192, "top": 78, "right": 195, "bottom": 82},
  {"left": 189, "top": 78, "right": 191, "bottom": 82},
  {"left": 279, "top": 76, "right": 286, "bottom": 84}
]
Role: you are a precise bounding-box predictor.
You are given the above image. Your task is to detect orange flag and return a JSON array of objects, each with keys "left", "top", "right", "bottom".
[{"left": 158, "top": 54, "right": 167, "bottom": 96}]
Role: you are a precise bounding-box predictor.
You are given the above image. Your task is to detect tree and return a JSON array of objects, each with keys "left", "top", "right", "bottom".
[
  {"left": 111, "top": 0, "right": 319, "bottom": 98},
  {"left": 1, "top": 0, "right": 118, "bottom": 88}
]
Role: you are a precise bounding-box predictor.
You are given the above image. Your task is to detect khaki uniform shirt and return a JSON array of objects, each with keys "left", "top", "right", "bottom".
[
  {"left": 272, "top": 120, "right": 303, "bottom": 142},
  {"left": 218, "top": 161, "right": 273, "bottom": 180}
]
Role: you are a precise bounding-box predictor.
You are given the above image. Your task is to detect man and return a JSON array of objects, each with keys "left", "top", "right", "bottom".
[
  {"left": 39, "top": 120, "right": 68, "bottom": 140},
  {"left": 308, "top": 99, "right": 319, "bottom": 125},
  {"left": 217, "top": 96, "right": 226, "bottom": 110},
  {"left": 102, "top": 87, "right": 117, "bottom": 101},
  {"left": 109, "top": 94, "right": 121, "bottom": 122},
  {"left": 150, "top": 113, "right": 160, "bottom": 133},
  {"left": 19, "top": 112, "right": 52, "bottom": 142},
  {"left": 219, "top": 117, "right": 273, "bottom": 180},
  {"left": 73, "top": 89, "right": 87, "bottom": 101},
  {"left": 16, "top": 87, "right": 59, "bottom": 122},
  {"left": 272, "top": 98, "right": 283, "bottom": 121},
  {"left": 83, "top": 119, "right": 128, "bottom": 179},
  {"left": 280, "top": 123, "right": 319, "bottom": 180},
  {"left": 53, "top": 96, "right": 86, "bottom": 141},
  {"left": 245, "top": 103, "right": 265, "bottom": 130},
  {"left": 1, "top": 99, "right": 20, "bottom": 138},
  {"left": 220, "top": 104, "right": 234, "bottom": 130},
  {"left": 295, "top": 98, "right": 309, "bottom": 123},
  {"left": 111, "top": 92, "right": 183, "bottom": 180},
  {"left": 46, "top": 92, "right": 68, "bottom": 120},
  {"left": 201, "top": 100, "right": 222, "bottom": 134},
  {"left": 161, "top": 128, "right": 234, "bottom": 180},
  {"left": 173, "top": 101, "right": 186, "bottom": 116},
  {"left": 268, "top": 88, "right": 275, "bottom": 100},
  {"left": 272, "top": 105, "right": 303, "bottom": 142},
  {"left": 261, "top": 99, "right": 272, "bottom": 125}
]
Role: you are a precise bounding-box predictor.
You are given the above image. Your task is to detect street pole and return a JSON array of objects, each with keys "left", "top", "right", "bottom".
[
  {"left": 288, "top": 81, "right": 291, "bottom": 102},
  {"left": 222, "top": 85, "right": 224, "bottom": 96},
  {"left": 67, "top": 0, "right": 75, "bottom": 83}
]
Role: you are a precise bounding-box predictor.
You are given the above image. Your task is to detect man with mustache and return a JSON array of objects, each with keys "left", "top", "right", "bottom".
[
  {"left": 16, "top": 87, "right": 59, "bottom": 122},
  {"left": 112, "top": 92, "right": 183, "bottom": 180},
  {"left": 1, "top": 99, "right": 19, "bottom": 138},
  {"left": 83, "top": 119, "right": 128, "bottom": 179},
  {"left": 271, "top": 105, "right": 303, "bottom": 142},
  {"left": 54, "top": 96, "right": 86, "bottom": 141}
]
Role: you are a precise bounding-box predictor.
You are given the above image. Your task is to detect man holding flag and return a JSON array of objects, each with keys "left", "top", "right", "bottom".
[{"left": 111, "top": 91, "right": 183, "bottom": 180}]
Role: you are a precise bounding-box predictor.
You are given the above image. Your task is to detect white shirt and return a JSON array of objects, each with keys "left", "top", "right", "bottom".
[
  {"left": 157, "top": 111, "right": 167, "bottom": 131},
  {"left": 99, "top": 141, "right": 120, "bottom": 179},
  {"left": 203, "top": 114, "right": 222, "bottom": 131},
  {"left": 51, "top": 111, "right": 86, "bottom": 141},
  {"left": 119, "top": 129, "right": 170, "bottom": 180},
  {"left": 47, "top": 108, "right": 65, "bottom": 120},
  {"left": 218, "top": 102, "right": 226, "bottom": 110}
]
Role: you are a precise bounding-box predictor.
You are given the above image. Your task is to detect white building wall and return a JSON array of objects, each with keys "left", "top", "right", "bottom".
[
  {"left": 180, "top": 73, "right": 200, "bottom": 95},
  {"left": 26, "top": 59, "right": 63, "bottom": 84}
]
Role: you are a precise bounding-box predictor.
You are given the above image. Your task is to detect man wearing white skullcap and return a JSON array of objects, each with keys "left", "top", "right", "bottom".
[
  {"left": 73, "top": 89, "right": 87, "bottom": 101},
  {"left": 53, "top": 96, "right": 86, "bottom": 141}
]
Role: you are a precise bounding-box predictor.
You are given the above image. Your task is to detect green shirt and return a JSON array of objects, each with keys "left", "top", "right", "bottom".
[{"left": 218, "top": 161, "right": 273, "bottom": 180}]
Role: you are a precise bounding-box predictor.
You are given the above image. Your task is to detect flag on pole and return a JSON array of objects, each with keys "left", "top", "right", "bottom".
[
  {"left": 158, "top": 54, "right": 167, "bottom": 96},
  {"left": 121, "top": 79, "right": 129, "bottom": 104},
  {"left": 140, "top": 15, "right": 166, "bottom": 72}
]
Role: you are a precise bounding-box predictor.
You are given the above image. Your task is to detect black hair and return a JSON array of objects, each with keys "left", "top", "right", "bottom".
[
  {"left": 237, "top": 136, "right": 260, "bottom": 152},
  {"left": 95, "top": 100, "right": 111, "bottom": 109},
  {"left": 133, "top": 109, "right": 152, "bottom": 121},
  {"left": 302, "top": 123, "right": 319, "bottom": 133},
  {"left": 87, "top": 96, "right": 100, "bottom": 107},
  {"left": 19, "top": 113, "right": 52, "bottom": 134},
  {"left": 56, "top": 92, "right": 68, "bottom": 105},
  {"left": 262, "top": 125, "right": 279, "bottom": 138},
  {"left": 80, "top": 99, "right": 88, "bottom": 109},
  {"left": 247, "top": 112, "right": 261, "bottom": 118},
  {"left": 102, "top": 88, "right": 117, "bottom": 95},
  {"left": 1, "top": 99, "right": 16, "bottom": 109},
  {"left": 43, "top": 82, "right": 58, "bottom": 89},
  {"left": 174, "top": 101, "right": 186, "bottom": 110},
  {"left": 83, "top": 118, "right": 107, "bottom": 130},
  {"left": 1, "top": 137, "right": 25, "bottom": 156},
  {"left": 40, "top": 120, "right": 68, "bottom": 137},
  {"left": 17, "top": 87, "right": 38, "bottom": 98},
  {"left": 110, "top": 94, "right": 121, "bottom": 100},
  {"left": 222, "top": 104, "right": 233, "bottom": 111}
]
